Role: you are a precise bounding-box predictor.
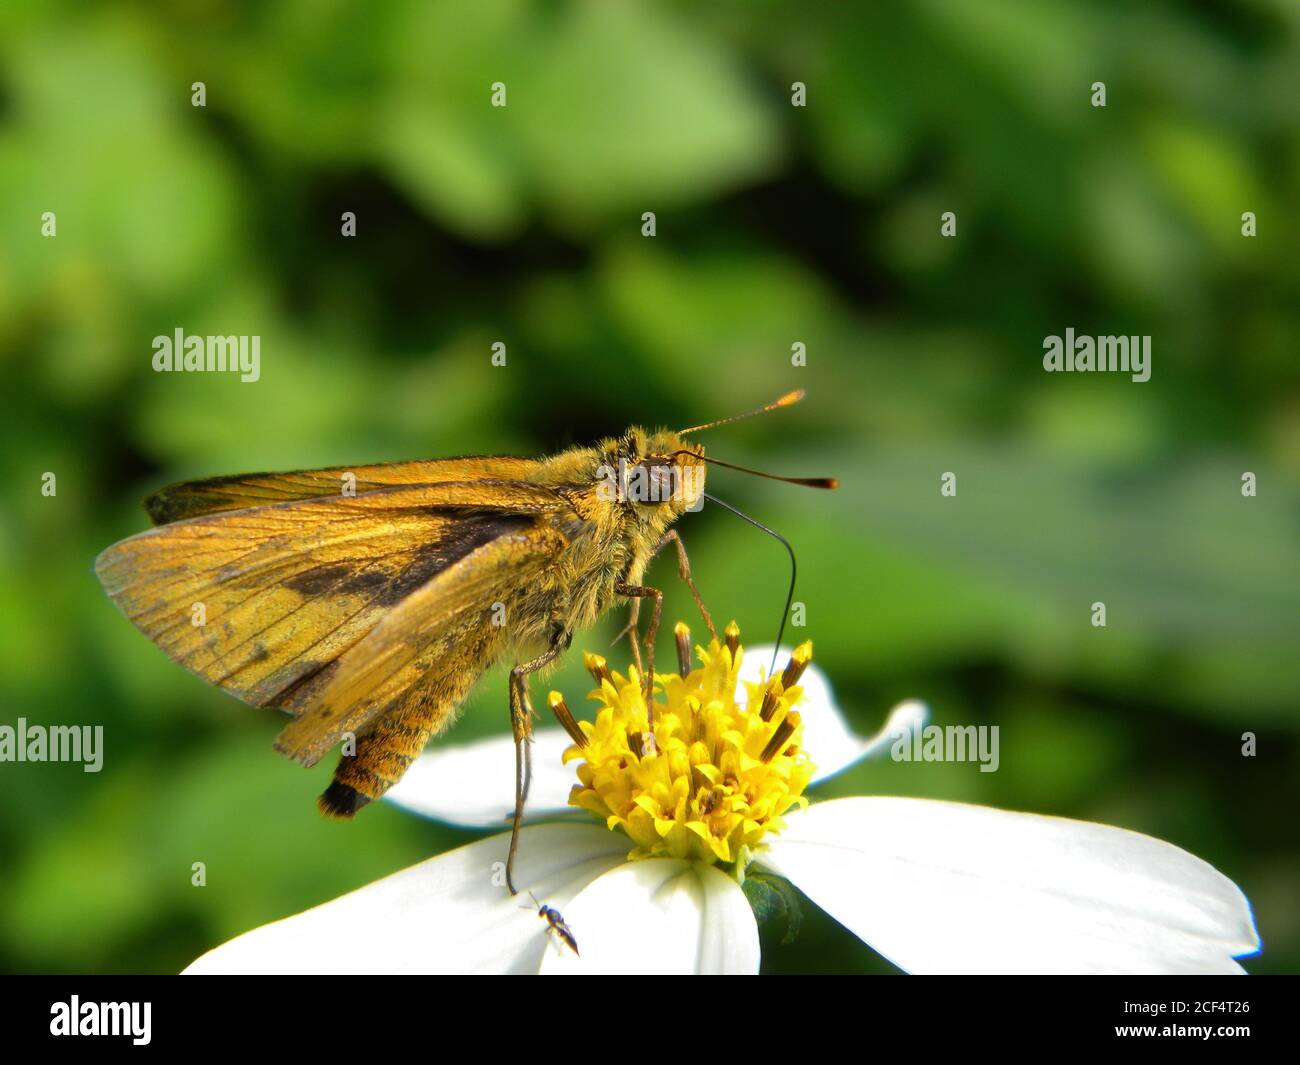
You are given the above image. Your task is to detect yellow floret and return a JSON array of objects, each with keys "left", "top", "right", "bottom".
[{"left": 556, "top": 625, "right": 816, "bottom": 870}]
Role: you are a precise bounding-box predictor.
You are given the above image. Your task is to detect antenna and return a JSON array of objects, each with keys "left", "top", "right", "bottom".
[
  {"left": 677, "top": 451, "right": 837, "bottom": 490},
  {"left": 678, "top": 389, "right": 806, "bottom": 435}
]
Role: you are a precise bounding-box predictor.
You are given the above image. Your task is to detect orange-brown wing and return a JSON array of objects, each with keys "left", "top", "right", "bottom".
[
  {"left": 144, "top": 456, "right": 542, "bottom": 525},
  {"left": 273, "top": 522, "right": 568, "bottom": 766},
  {"left": 95, "top": 481, "right": 565, "bottom": 711}
]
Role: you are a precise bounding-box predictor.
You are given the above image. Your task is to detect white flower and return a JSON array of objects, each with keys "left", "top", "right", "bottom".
[{"left": 184, "top": 639, "right": 1259, "bottom": 975}]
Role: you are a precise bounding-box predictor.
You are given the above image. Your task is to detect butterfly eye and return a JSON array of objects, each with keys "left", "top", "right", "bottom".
[{"left": 646, "top": 462, "right": 677, "bottom": 502}]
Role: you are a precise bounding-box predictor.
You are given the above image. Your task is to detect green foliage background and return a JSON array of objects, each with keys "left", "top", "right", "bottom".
[{"left": 1, "top": 1, "right": 1296, "bottom": 974}]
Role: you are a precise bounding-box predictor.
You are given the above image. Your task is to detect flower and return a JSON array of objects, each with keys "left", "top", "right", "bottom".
[
  {"left": 184, "top": 626, "right": 1260, "bottom": 975},
  {"left": 562, "top": 625, "right": 814, "bottom": 866}
]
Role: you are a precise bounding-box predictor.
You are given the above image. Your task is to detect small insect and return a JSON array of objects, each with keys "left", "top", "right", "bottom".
[
  {"left": 95, "top": 390, "right": 835, "bottom": 890},
  {"left": 530, "top": 893, "right": 579, "bottom": 956}
]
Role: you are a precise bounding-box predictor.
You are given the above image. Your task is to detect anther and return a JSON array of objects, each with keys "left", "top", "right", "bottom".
[
  {"left": 675, "top": 621, "right": 692, "bottom": 678},
  {"left": 584, "top": 652, "right": 612, "bottom": 687},
  {"left": 629, "top": 730, "right": 657, "bottom": 758},
  {"left": 547, "top": 692, "right": 588, "bottom": 747},
  {"left": 781, "top": 641, "right": 813, "bottom": 690},
  {"left": 760, "top": 713, "right": 800, "bottom": 763},
  {"left": 724, "top": 620, "right": 740, "bottom": 658}
]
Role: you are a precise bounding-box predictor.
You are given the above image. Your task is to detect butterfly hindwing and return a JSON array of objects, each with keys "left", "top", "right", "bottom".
[{"left": 272, "top": 520, "right": 569, "bottom": 766}]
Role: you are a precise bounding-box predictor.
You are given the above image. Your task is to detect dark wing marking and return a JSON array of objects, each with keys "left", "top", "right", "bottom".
[{"left": 273, "top": 522, "right": 568, "bottom": 765}]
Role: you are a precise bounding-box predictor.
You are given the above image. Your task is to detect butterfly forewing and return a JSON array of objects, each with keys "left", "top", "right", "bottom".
[
  {"left": 144, "top": 455, "right": 543, "bottom": 525},
  {"left": 95, "top": 477, "right": 569, "bottom": 712}
]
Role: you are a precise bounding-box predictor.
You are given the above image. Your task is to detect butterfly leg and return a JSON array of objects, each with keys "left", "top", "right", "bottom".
[
  {"left": 612, "top": 530, "right": 714, "bottom": 674},
  {"left": 652, "top": 530, "right": 716, "bottom": 641},
  {"left": 611, "top": 599, "right": 644, "bottom": 674},
  {"left": 614, "top": 580, "right": 662, "bottom": 717},
  {"left": 505, "top": 627, "right": 569, "bottom": 895}
]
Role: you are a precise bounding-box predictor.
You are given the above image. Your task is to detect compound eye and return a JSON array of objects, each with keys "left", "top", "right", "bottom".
[{"left": 646, "top": 462, "right": 677, "bottom": 502}]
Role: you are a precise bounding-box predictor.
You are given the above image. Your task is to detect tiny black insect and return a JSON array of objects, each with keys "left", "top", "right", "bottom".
[{"left": 530, "top": 893, "right": 579, "bottom": 956}]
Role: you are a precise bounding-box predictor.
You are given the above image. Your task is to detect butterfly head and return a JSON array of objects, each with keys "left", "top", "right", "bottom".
[{"left": 597, "top": 429, "right": 706, "bottom": 518}]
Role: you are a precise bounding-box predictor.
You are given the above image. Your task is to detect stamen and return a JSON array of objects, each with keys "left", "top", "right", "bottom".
[
  {"left": 781, "top": 641, "right": 813, "bottom": 689},
  {"left": 724, "top": 620, "right": 740, "bottom": 659},
  {"left": 547, "top": 692, "right": 587, "bottom": 747},
  {"left": 674, "top": 621, "right": 692, "bottom": 678},
  {"left": 628, "top": 731, "right": 657, "bottom": 758},
  {"left": 760, "top": 712, "right": 800, "bottom": 763},
  {"left": 584, "top": 652, "right": 612, "bottom": 687},
  {"left": 759, "top": 682, "right": 782, "bottom": 721}
]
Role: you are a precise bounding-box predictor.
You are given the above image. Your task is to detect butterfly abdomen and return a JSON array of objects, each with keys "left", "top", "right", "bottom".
[
  {"left": 315, "top": 620, "right": 508, "bottom": 815},
  {"left": 318, "top": 705, "right": 436, "bottom": 817}
]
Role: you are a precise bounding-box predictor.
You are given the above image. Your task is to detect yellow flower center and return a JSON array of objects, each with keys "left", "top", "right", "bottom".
[{"left": 551, "top": 622, "right": 816, "bottom": 870}]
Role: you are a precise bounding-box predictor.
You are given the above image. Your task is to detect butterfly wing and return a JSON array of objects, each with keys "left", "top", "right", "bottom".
[
  {"left": 272, "top": 520, "right": 569, "bottom": 766},
  {"left": 95, "top": 480, "right": 566, "bottom": 711},
  {"left": 144, "top": 456, "right": 543, "bottom": 525}
]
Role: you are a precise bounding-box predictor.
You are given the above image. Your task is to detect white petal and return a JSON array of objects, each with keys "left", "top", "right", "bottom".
[
  {"left": 538, "top": 859, "right": 759, "bottom": 975},
  {"left": 183, "top": 823, "right": 627, "bottom": 975},
  {"left": 385, "top": 728, "right": 577, "bottom": 827},
  {"left": 761, "top": 797, "right": 1260, "bottom": 975},
  {"left": 740, "top": 645, "right": 927, "bottom": 782}
]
